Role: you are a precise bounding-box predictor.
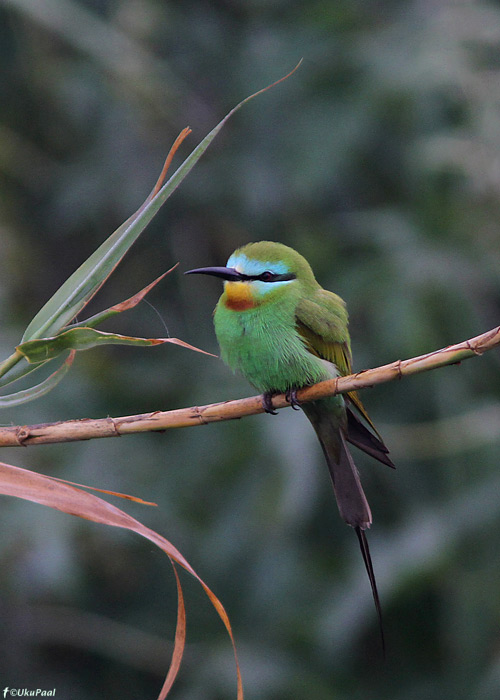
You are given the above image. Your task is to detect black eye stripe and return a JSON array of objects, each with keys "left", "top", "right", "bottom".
[
  {"left": 259, "top": 270, "right": 274, "bottom": 282},
  {"left": 238, "top": 272, "right": 296, "bottom": 283}
]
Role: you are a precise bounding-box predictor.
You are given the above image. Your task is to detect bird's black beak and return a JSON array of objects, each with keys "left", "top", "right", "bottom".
[{"left": 184, "top": 266, "right": 242, "bottom": 281}]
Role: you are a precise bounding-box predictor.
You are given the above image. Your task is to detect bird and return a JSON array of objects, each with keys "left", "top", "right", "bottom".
[{"left": 185, "top": 240, "right": 393, "bottom": 647}]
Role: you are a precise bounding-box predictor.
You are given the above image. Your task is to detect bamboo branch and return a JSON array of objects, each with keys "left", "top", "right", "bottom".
[{"left": 1, "top": 326, "right": 498, "bottom": 449}]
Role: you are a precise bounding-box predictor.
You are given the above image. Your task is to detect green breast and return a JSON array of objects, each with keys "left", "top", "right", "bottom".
[{"left": 214, "top": 298, "right": 333, "bottom": 394}]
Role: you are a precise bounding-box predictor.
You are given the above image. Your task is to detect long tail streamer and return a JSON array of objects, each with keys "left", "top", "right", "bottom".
[{"left": 355, "top": 526, "right": 385, "bottom": 657}]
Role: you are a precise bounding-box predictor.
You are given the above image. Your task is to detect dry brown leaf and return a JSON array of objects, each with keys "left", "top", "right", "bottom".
[
  {"left": 47, "top": 475, "right": 158, "bottom": 505},
  {"left": 108, "top": 265, "right": 179, "bottom": 313},
  {"left": 0, "top": 461, "right": 242, "bottom": 699}
]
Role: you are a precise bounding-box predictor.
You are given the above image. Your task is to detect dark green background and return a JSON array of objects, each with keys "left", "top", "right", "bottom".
[{"left": 1, "top": 1, "right": 500, "bottom": 698}]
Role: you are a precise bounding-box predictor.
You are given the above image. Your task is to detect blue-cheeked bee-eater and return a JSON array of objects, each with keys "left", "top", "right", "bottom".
[{"left": 186, "top": 240, "right": 393, "bottom": 646}]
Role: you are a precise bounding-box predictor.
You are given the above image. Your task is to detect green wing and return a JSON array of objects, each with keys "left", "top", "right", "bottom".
[
  {"left": 295, "top": 289, "right": 351, "bottom": 373},
  {"left": 295, "top": 290, "right": 378, "bottom": 435}
]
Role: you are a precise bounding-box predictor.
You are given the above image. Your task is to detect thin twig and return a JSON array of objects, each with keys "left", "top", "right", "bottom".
[{"left": 0, "top": 326, "right": 498, "bottom": 448}]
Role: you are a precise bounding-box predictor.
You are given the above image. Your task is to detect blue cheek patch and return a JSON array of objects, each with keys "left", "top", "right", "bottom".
[{"left": 251, "top": 279, "right": 289, "bottom": 296}]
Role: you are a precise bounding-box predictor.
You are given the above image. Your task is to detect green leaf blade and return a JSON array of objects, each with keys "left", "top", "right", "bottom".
[
  {"left": 18, "top": 328, "right": 214, "bottom": 364},
  {"left": 0, "top": 352, "right": 75, "bottom": 407},
  {"left": 20, "top": 63, "right": 301, "bottom": 344}
]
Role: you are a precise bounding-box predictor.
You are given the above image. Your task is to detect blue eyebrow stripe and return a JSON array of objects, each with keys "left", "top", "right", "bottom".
[{"left": 227, "top": 253, "right": 290, "bottom": 276}]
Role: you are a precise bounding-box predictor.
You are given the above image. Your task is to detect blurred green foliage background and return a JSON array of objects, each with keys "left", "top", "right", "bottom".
[{"left": 2, "top": 1, "right": 500, "bottom": 698}]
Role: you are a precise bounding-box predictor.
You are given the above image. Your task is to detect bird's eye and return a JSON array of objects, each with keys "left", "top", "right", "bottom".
[{"left": 260, "top": 271, "right": 274, "bottom": 282}]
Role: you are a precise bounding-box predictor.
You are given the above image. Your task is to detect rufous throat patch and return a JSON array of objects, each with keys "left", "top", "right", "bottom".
[{"left": 223, "top": 281, "right": 256, "bottom": 310}]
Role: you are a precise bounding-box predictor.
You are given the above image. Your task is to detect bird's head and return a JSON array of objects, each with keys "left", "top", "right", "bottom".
[{"left": 185, "top": 241, "right": 317, "bottom": 310}]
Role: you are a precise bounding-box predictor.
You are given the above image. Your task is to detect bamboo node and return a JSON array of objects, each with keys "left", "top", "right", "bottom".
[
  {"left": 108, "top": 417, "right": 121, "bottom": 437},
  {"left": 191, "top": 406, "right": 208, "bottom": 425},
  {"left": 466, "top": 340, "right": 484, "bottom": 356},
  {"left": 16, "top": 426, "right": 31, "bottom": 445}
]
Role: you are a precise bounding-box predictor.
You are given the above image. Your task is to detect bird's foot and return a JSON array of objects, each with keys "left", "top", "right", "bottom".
[
  {"left": 262, "top": 392, "right": 278, "bottom": 415},
  {"left": 285, "top": 388, "right": 301, "bottom": 410}
]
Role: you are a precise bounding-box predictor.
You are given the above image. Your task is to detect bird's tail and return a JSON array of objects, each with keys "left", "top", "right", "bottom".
[
  {"left": 303, "top": 403, "right": 384, "bottom": 649},
  {"left": 303, "top": 402, "right": 372, "bottom": 528}
]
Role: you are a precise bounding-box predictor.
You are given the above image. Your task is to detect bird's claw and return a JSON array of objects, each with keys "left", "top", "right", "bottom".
[
  {"left": 286, "top": 388, "right": 301, "bottom": 410},
  {"left": 262, "top": 392, "right": 278, "bottom": 415}
]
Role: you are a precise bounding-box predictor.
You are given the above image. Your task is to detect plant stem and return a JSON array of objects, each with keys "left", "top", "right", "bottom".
[
  {"left": 0, "top": 325, "right": 498, "bottom": 448},
  {"left": 0, "top": 350, "right": 23, "bottom": 379}
]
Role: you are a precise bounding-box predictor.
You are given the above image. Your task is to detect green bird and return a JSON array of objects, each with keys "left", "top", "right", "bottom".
[{"left": 186, "top": 240, "right": 393, "bottom": 643}]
